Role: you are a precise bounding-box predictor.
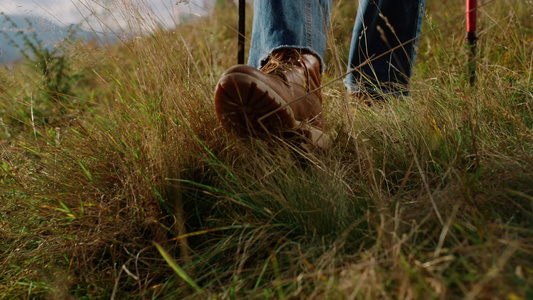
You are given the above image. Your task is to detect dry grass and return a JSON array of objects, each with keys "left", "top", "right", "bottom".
[{"left": 1, "top": 0, "right": 532, "bottom": 298}]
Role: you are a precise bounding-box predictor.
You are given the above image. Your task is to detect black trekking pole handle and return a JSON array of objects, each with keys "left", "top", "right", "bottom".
[
  {"left": 466, "top": 0, "right": 478, "bottom": 86},
  {"left": 238, "top": 0, "right": 245, "bottom": 64}
]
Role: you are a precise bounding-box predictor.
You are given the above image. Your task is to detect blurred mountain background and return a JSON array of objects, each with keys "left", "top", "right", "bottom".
[
  {"left": 0, "top": 0, "right": 216, "bottom": 64},
  {"left": 0, "top": 14, "right": 97, "bottom": 64}
]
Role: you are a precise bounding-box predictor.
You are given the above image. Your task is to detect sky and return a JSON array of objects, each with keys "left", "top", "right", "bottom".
[{"left": 0, "top": 0, "right": 212, "bottom": 31}]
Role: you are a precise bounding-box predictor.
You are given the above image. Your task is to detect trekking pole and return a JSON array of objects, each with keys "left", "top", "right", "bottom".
[
  {"left": 238, "top": 0, "right": 245, "bottom": 64},
  {"left": 466, "top": 0, "right": 478, "bottom": 86}
]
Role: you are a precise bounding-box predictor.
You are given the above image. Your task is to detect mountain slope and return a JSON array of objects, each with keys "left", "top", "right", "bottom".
[{"left": 0, "top": 14, "right": 99, "bottom": 64}]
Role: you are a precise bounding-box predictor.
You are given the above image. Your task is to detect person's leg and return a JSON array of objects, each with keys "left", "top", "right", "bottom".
[
  {"left": 248, "top": 0, "right": 332, "bottom": 71},
  {"left": 214, "top": 0, "right": 333, "bottom": 148},
  {"left": 345, "top": 0, "right": 425, "bottom": 96}
]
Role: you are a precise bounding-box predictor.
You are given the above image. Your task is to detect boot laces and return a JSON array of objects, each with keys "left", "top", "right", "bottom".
[{"left": 260, "top": 49, "right": 309, "bottom": 88}]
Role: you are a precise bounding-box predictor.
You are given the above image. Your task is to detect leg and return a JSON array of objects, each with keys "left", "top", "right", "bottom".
[
  {"left": 214, "top": 0, "right": 333, "bottom": 148},
  {"left": 247, "top": 0, "right": 332, "bottom": 71},
  {"left": 345, "top": 0, "right": 425, "bottom": 96}
]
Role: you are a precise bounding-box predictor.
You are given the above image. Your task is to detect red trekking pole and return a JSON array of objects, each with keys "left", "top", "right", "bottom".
[{"left": 466, "top": 0, "right": 478, "bottom": 86}]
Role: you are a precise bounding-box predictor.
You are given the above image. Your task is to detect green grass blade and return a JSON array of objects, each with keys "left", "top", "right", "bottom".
[
  {"left": 78, "top": 160, "right": 93, "bottom": 182},
  {"left": 153, "top": 242, "right": 203, "bottom": 294}
]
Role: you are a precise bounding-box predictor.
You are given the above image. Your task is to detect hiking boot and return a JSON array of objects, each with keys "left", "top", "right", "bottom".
[{"left": 214, "top": 48, "right": 328, "bottom": 148}]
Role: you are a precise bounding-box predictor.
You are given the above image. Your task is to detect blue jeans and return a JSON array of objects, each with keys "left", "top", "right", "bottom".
[{"left": 248, "top": 0, "right": 426, "bottom": 95}]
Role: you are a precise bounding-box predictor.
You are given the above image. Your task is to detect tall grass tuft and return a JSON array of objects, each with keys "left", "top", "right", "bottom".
[{"left": 0, "top": 0, "right": 531, "bottom": 298}]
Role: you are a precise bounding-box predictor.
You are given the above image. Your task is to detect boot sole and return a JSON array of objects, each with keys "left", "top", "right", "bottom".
[
  {"left": 215, "top": 72, "right": 296, "bottom": 136},
  {"left": 215, "top": 72, "right": 329, "bottom": 149}
]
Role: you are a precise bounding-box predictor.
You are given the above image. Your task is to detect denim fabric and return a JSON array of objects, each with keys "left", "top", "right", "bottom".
[
  {"left": 247, "top": 0, "right": 332, "bottom": 72},
  {"left": 247, "top": 0, "right": 425, "bottom": 95},
  {"left": 345, "top": 0, "right": 426, "bottom": 95}
]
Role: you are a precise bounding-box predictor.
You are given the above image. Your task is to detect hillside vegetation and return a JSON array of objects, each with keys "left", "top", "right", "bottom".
[{"left": 1, "top": 0, "right": 532, "bottom": 298}]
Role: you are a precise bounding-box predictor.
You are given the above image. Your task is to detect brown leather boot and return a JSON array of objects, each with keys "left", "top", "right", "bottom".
[{"left": 214, "top": 48, "right": 328, "bottom": 148}]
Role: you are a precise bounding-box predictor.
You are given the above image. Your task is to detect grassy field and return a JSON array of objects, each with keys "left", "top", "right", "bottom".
[{"left": 1, "top": 0, "right": 532, "bottom": 298}]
